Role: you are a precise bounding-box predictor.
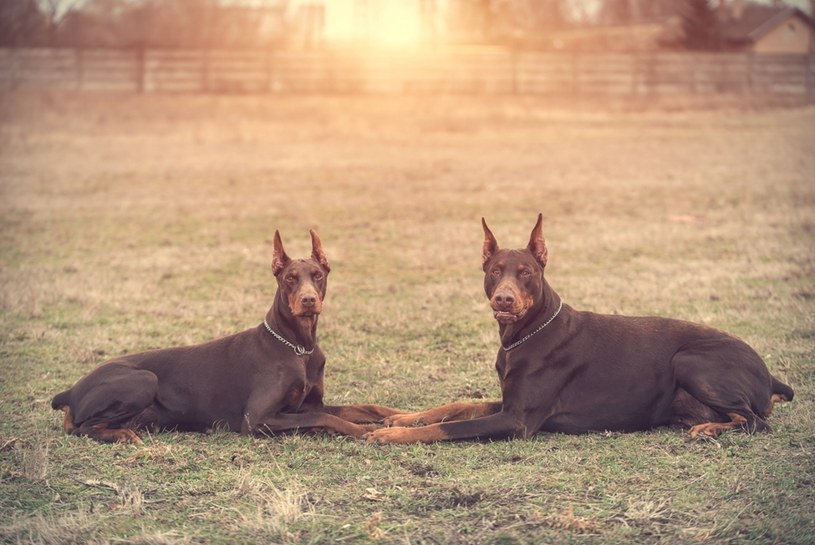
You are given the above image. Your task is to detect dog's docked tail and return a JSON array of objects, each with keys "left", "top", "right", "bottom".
[
  {"left": 771, "top": 376, "right": 794, "bottom": 403},
  {"left": 51, "top": 389, "right": 70, "bottom": 410}
]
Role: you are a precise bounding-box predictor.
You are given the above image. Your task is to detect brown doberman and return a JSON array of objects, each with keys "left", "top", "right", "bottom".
[
  {"left": 52, "top": 229, "right": 401, "bottom": 443},
  {"left": 367, "top": 214, "right": 794, "bottom": 444}
]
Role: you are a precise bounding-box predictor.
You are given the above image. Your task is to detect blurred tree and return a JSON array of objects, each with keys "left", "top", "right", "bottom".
[
  {"left": 0, "top": 0, "right": 45, "bottom": 46},
  {"left": 681, "top": 0, "right": 721, "bottom": 50},
  {"left": 446, "top": 0, "right": 492, "bottom": 41},
  {"left": 141, "top": 0, "right": 284, "bottom": 48},
  {"left": 38, "top": 0, "right": 85, "bottom": 45},
  {"left": 59, "top": 0, "right": 124, "bottom": 47},
  {"left": 597, "top": 0, "right": 632, "bottom": 24},
  {"left": 638, "top": 0, "right": 679, "bottom": 19},
  {"left": 597, "top": 0, "right": 678, "bottom": 24},
  {"left": 39, "top": 0, "right": 287, "bottom": 49},
  {"left": 447, "top": 0, "right": 567, "bottom": 43},
  {"left": 525, "top": 0, "right": 566, "bottom": 28}
]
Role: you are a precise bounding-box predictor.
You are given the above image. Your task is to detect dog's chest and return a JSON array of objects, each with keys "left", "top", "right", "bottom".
[
  {"left": 282, "top": 367, "right": 318, "bottom": 410},
  {"left": 284, "top": 384, "right": 309, "bottom": 410}
]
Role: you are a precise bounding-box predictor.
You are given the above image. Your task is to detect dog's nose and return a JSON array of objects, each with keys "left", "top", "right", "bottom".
[
  {"left": 300, "top": 294, "right": 317, "bottom": 307},
  {"left": 494, "top": 292, "right": 515, "bottom": 309}
]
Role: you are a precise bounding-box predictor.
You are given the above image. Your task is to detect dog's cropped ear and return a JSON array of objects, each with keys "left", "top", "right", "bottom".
[
  {"left": 527, "top": 213, "right": 548, "bottom": 268},
  {"left": 482, "top": 217, "right": 499, "bottom": 271},
  {"left": 272, "top": 230, "right": 291, "bottom": 276},
  {"left": 309, "top": 229, "right": 330, "bottom": 273}
]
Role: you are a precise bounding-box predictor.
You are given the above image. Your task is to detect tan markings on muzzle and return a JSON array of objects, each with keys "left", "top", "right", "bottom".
[
  {"left": 491, "top": 279, "right": 533, "bottom": 314},
  {"left": 289, "top": 284, "right": 322, "bottom": 316},
  {"left": 518, "top": 290, "right": 535, "bottom": 313}
]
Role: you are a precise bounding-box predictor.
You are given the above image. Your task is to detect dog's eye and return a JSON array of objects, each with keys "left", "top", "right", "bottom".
[
  {"left": 491, "top": 269, "right": 501, "bottom": 277},
  {"left": 520, "top": 269, "right": 532, "bottom": 277},
  {"left": 313, "top": 272, "right": 324, "bottom": 281},
  {"left": 286, "top": 275, "right": 297, "bottom": 284}
]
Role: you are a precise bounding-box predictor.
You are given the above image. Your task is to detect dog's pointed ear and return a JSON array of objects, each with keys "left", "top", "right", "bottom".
[
  {"left": 527, "top": 213, "right": 548, "bottom": 268},
  {"left": 272, "top": 230, "right": 291, "bottom": 276},
  {"left": 482, "top": 217, "right": 499, "bottom": 271},
  {"left": 309, "top": 229, "right": 330, "bottom": 273}
]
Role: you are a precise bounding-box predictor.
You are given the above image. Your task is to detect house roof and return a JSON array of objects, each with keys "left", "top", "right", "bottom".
[{"left": 719, "top": 4, "right": 815, "bottom": 44}]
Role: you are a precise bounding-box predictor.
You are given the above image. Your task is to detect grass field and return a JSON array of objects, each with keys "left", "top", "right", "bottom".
[{"left": 1, "top": 92, "right": 813, "bottom": 545}]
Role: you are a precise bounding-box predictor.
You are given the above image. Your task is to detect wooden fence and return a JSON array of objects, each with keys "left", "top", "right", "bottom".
[{"left": 1, "top": 47, "right": 814, "bottom": 98}]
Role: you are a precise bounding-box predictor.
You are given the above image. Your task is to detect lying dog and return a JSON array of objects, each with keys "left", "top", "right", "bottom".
[
  {"left": 52, "top": 229, "right": 401, "bottom": 443},
  {"left": 367, "top": 214, "right": 793, "bottom": 444}
]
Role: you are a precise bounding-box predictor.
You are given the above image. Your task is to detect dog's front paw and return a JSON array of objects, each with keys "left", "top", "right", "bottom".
[
  {"left": 119, "top": 429, "right": 143, "bottom": 444},
  {"left": 366, "top": 425, "right": 446, "bottom": 444},
  {"left": 383, "top": 413, "right": 425, "bottom": 427},
  {"left": 365, "top": 427, "right": 412, "bottom": 444}
]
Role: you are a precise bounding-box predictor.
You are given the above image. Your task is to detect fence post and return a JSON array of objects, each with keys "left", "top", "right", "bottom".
[
  {"left": 511, "top": 46, "right": 519, "bottom": 95},
  {"left": 264, "top": 47, "right": 273, "bottom": 93},
  {"left": 4, "top": 47, "right": 21, "bottom": 90},
  {"left": 688, "top": 54, "right": 697, "bottom": 94},
  {"left": 745, "top": 52, "right": 754, "bottom": 96},
  {"left": 135, "top": 45, "right": 146, "bottom": 93},
  {"left": 631, "top": 52, "right": 640, "bottom": 97},
  {"left": 571, "top": 52, "right": 580, "bottom": 95},
  {"left": 201, "top": 48, "right": 210, "bottom": 92},
  {"left": 75, "top": 47, "right": 84, "bottom": 91}
]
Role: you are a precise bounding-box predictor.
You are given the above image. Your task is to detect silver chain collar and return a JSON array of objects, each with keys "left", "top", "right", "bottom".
[
  {"left": 501, "top": 299, "right": 563, "bottom": 352},
  {"left": 263, "top": 319, "right": 315, "bottom": 356}
]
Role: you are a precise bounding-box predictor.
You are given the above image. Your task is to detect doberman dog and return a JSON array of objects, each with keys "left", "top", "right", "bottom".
[
  {"left": 52, "top": 229, "right": 401, "bottom": 443},
  {"left": 367, "top": 214, "right": 794, "bottom": 444}
]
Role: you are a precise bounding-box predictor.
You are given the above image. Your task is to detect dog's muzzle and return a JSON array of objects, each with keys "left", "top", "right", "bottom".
[
  {"left": 491, "top": 288, "right": 527, "bottom": 324},
  {"left": 293, "top": 291, "right": 322, "bottom": 316}
]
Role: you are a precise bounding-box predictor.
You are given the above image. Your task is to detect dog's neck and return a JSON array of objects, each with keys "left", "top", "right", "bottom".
[
  {"left": 265, "top": 294, "right": 318, "bottom": 351},
  {"left": 498, "top": 279, "right": 561, "bottom": 349}
]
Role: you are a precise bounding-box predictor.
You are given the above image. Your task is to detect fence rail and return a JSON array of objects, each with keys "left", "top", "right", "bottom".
[{"left": 1, "top": 47, "right": 814, "bottom": 98}]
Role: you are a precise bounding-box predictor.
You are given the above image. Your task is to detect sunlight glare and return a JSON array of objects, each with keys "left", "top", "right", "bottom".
[
  {"left": 321, "top": 0, "right": 428, "bottom": 49},
  {"left": 367, "top": 2, "right": 423, "bottom": 47}
]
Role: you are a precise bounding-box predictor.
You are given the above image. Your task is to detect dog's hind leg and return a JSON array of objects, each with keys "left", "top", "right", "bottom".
[
  {"left": 688, "top": 412, "right": 756, "bottom": 438},
  {"left": 672, "top": 388, "right": 769, "bottom": 439},
  {"left": 670, "top": 338, "right": 776, "bottom": 438},
  {"left": 668, "top": 387, "right": 724, "bottom": 429},
  {"left": 77, "top": 422, "right": 145, "bottom": 443},
  {"left": 60, "top": 364, "right": 160, "bottom": 443}
]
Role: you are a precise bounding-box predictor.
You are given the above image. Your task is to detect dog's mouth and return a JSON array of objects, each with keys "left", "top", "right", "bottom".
[{"left": 493, "top": 309, "right": 526, "bottom": 324}]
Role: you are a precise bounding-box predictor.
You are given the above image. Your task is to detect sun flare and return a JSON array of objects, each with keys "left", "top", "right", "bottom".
[
  {"left": 364, "top": 2, "right": 424, "bottom": 47},
  {"left": 316, "top": 0, "right": 430, "bottom": 49}
]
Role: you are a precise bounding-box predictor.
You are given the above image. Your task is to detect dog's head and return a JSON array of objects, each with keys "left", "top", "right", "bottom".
[
  {"left": 481, "top": 214, "right": 548, "bottom": 325},
  {"left": 272, "top": 229, "right": 330, "bottom": 318}
]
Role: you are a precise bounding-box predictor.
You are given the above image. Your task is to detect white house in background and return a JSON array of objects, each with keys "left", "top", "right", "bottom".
[
  {"left": 289, "top": 0, "right": 442, "bottom": 48},
  {"left": 719, "top": 2, "right": 815, "bottom": 54}
]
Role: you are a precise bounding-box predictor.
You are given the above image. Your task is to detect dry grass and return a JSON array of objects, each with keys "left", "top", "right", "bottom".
[
  {"left": 2, "top": 507, "right": 107, "bottom": 545},
  {"left": 0, "top": 91, "right": 813, "bottom": 544},
  {"left": 228, "top": 469, "right": 312, "bottom": 536}
]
